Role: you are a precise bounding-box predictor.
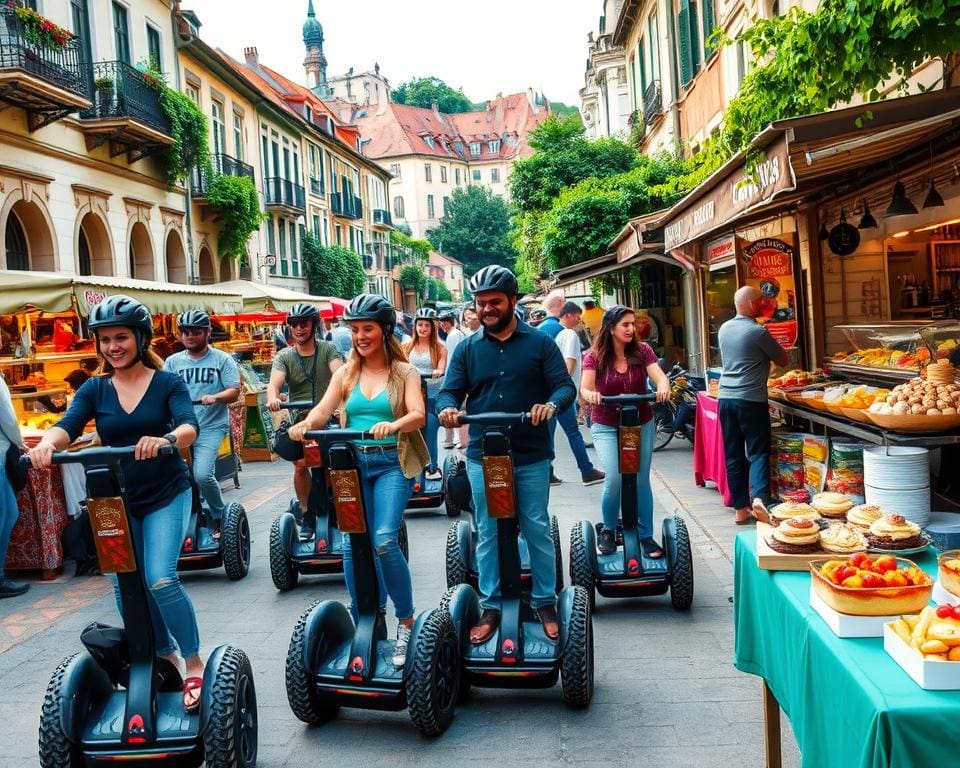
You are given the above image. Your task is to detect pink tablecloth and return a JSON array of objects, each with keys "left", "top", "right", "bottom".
[{"left": 693, "top": 391, "right": 733, "bottom": 507}]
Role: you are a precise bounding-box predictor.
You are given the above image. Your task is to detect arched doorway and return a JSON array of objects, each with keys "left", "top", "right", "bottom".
[
  {"left": 218, "top": 254, "right": 234, "bottom": 282},
  {"left": 197, "top": 246, "right": 215, "bottom": 285},
  {"left": 238, "top": 258, "right": 252, "bottom": 280},
  {"left": 127, "top": 222, "right": 154, "bottom": 280},
  {"left": 78, "top": 212, "right": 113, "bottom": 275},
  {"left": 165, "top": 230, "right": 187, "bottom": 283},
  {"left": 3, "top": 199, "right": 55, "bottom": 270}
]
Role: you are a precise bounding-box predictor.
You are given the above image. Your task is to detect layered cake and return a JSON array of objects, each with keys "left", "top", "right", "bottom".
[{"left": 867, "top": 514, "right": 924, "bottom": 551}]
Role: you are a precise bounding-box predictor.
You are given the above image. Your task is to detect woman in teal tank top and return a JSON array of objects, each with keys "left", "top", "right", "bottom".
[{"left": 289, "top": 295, "right": 428, "bottom": 668}]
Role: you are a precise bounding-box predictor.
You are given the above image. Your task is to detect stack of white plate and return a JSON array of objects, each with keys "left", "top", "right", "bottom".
[{"left": 863, "top": 446, "right": 931, "bottom": 527}]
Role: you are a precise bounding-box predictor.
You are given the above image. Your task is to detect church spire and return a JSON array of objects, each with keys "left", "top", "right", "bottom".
[{"left": 303, "top": 0, "right": 329, "bottom": 96}]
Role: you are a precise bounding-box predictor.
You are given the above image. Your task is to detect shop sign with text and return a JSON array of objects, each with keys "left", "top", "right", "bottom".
[{"left": 741, "top": 234, "right": 799, "bottom": 349}]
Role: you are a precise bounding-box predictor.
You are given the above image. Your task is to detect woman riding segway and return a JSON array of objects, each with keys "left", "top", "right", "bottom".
[
  {"left": 287, "top": 293, "right": 430, "bottom": 667},
  {"left": 403, "top": 307, "right": 446, "bottom": 478},
  {"left": 580, "top": 305, "right": 671, "bottom": 559},
  {"left": 27, "top": 295, "right": 206, "bottom": 713}
]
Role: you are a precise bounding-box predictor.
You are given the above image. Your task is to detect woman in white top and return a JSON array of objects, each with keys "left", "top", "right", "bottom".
[
  {"left": 0, "top": 372, "right": 28, "bottom": 598},
  {"left": 402, "top": 307, "right": 446, "bottom": 477}
]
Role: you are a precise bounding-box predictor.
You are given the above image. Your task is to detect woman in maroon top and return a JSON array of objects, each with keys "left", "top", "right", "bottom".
[{"left": 580, "top": 306, "right": 671, "bottom": 557}]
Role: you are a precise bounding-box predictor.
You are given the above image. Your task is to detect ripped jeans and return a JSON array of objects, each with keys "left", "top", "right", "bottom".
[
  {"left": 343, "top": 448, "right": 415, "bottom": 621},
  {"left": 110, "top": 488, "right": 200, "bottom": 658}
]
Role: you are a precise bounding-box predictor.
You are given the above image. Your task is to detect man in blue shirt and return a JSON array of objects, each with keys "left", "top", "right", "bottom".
[
  {"left": 164, "top": 309, "right": 241, "bottom": 537},
  {"left": 536, "top": 290, "right": 565, "bottom": 340},
  {"left": 438, "top": 265, "right": 576, "bottom": 644}
]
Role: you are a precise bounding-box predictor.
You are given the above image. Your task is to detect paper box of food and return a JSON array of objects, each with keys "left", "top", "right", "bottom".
[
  {"left": 883, "top": 622, "right": 960, "bottom": 690},
  {"left": 809, "top": 586, "right": 900, "bottom": 638}
]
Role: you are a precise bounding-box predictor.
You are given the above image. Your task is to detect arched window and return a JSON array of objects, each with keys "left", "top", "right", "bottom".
[
  {"left": 4, "top": 212, "right": 29, "bottom": 270},
  {"left": 78, "top": 227, "right": 92, "bottom": 276}
]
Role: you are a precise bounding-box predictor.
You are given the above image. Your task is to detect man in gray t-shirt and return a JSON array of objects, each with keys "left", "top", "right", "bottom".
[{"left": 717, "top": 286, "right": 788, "bottom": 522}]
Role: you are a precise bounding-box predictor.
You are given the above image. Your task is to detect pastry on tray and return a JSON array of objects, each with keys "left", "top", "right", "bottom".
[
  {"left": 866, "top": 514, "right": 924, "bottom": 550},
  {"left": 769, "top": 501, "right": 820, "bottom": 527},
  {"left": 819, "top": 522, "right": 867, "bottom": 554},
  {"left": 938, "top": 551, "right": 960, "bottom": 598},
  {"left": 811, "top": 492, "right": 854, "bottom": 519},
  {"left": 767, "top": 518, "right": 822, "bottom": 554},
  {"left": 846, "top": 504, "right": 884, "bottom": 531}
]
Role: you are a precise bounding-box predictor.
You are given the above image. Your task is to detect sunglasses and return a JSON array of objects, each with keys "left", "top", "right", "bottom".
[
  {"left": 289, "top": 320, "right": 313, "bottom": 328},
  {"left": 180, "top": 328, "right": 206, "bottom": 336}
]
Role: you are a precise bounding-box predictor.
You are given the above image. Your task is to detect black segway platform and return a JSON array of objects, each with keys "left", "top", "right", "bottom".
[
  {"left": 440, "top": 412, "right": 593, "bottom": 707},
  {"left": 406, "top": 375, "right": 452, "bottom": 515},
  {"left": 569, "top": 394, "right": 694, "bottom": 610},
  {"left": 31, "top": 447, "right": 257, "bottom": 768},
  {"left": 177, "top": 484, "right": 250, "bottom": 580},
  {"left": 284, "top": 429, "right": 459, "bottom": 735}
]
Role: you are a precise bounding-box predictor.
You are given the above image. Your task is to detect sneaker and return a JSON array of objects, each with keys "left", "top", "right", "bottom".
[
  {"left": 549, "top": 473, "right": 563, "bottom": 486},
  {"left": 211, "top": 519, "right": 222, "bottom": 540},
  {"left": 425, "top": 466, "right": 442, "bottom": 480},
  {"left": 299, "top": 524, "right": 315, "bottom": 542},
  {"left": 581, "top": 469, "right": 605, "bottom": 486},
  {"left": 597, "top": 528, "right": 617, "bottom": 555},
  {"left": 0, "top": 578, "right": 30, "bottom": 598},
  {"left": 393, "top": 624, "right": 412, "bottom": 668}
]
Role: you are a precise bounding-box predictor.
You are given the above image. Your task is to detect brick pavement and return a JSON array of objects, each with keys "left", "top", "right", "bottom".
[{"left": 0, "top": 438, "right": 802, "bottom": 767}]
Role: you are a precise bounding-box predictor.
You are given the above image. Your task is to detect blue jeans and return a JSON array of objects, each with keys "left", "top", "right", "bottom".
[
  {"left": 343, "top": 448, "right": 415, "bottom": 620},
  {"left": 717, "top": 398, "right": 771, "bottom": 509},
  {"left": 111, "top": 488, "right": 199, "bottom": 658},
  {"left": 0, "top": 465, "right": 19, "bottom": 577},
  {"left": 549, "top": 403, "right": 596, "bottom": 477},
  {"left": 191, "top": 424, "right": 228, "bottom": 520},
  {"left": 424, "top": 394, "right": 439, "bottom": 469},
  {"left": 590, "top": 420, "right": 655, "bottom": 538},
  {"left": 466, "top": 458, "right": 556, "bottom": 610}
]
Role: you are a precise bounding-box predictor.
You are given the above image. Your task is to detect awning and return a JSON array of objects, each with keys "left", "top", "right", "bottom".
[
  {"left": 211, "top": 310, "right": 288, "bottom": 323},
  {"left": 212, "top": 280, "right": 333, "bottom": 314},
  {"left": 0, "top": 270, "right": 74, "bottom": 314},
  {"left": 72, "top": 276, "right": 244, "bottom": 316},
  {"left": 551, "top": 245, "right": 686, "bottom": 289},
  {"left": 317, "top": 297, "right": 348, "bottom": 319}
]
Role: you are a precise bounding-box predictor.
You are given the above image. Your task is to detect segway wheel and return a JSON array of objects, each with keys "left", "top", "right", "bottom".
[
  {"left": 438, "top": 585, "right": 477, "bottom": 704},
  {"left": 203, "top": 646, "right": 258, "bottom": 768},
  {"left": 560, "top": 586, "right": 594, "bottom": 708},
  {"left": 39, "top": 654, "right": 82, "bottom": 768},
  {"left": 569, "top": 524, "right": 596, "bottom": 611},
  {"left": 653, "top": 405, "right": 675, "bottom": 452},
  {"left": 406, "top": 609, "right": 460, "bottom": 737},
  {"left": 551, "top": 515, "right": 564, "bottom": 593},
  {"left": 222, "top": 503, "right": 250, "bottom": 580},
  {"left": 445, "top": 521, "right": 468, "bottom": 589},
  {"left": 442, "top": 453, "right": 461, "bottom": 517},
  {"left": 399, "top": 518, "right": 410, "bottom": 561},
  {"left": 669, "top": 515, "right": 695, "bottom": 611},
  {"left": 269, "top": 515, "right": 298, "bottom": 592},
  {"left": 285, "top": 601, "right": 340, "bottom": 723}
]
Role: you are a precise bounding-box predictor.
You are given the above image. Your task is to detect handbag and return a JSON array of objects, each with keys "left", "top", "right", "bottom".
[{"left": 4, "top": 440, "right": 29, "bottom": 493}]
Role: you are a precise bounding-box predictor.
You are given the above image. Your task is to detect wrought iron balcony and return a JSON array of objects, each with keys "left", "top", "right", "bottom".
[
  {"left": 353, "top": 196, "right": 363, "bottom": 220},
  {"left": 191, "top": 152, "right": 256, "bottom": 199},
  {"left": 330, "top": 192, "right": 361, "bottom": 219},
  {"left": 364, "top": 242, "right": 402, "bottom": 272},
  {"left": 372, "top": 208, "right": 393, "bottom": 227},
  {"left": 0, "top": 5, "right": 90, "bottom": 130},
  {"left": 642, "top": 79, "right": 662, "bottom": 127},
  {"left": 264, "top": 176, "right": 305, "bottom": 213}
]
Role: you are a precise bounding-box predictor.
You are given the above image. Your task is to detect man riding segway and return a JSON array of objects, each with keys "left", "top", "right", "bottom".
[{"left": 438, "top": 265, "right": 576, "bottom": 644}]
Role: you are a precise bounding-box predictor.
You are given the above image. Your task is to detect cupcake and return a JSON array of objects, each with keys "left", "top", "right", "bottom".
[
  {"left": 769, "top": 501, "right": 820, "bottom": 527},
  {"left": 811, "top": 492, "right": 854, "bottom": 520},
  {"left": 867, "top": 514, "right": 924, "bottom": 551},
  {"left": 819, "top": 522, "right": 867, "bottom": 554},
  {"left": 846, "top": 504, "right": 884, "bottom": 531},
  {"left": 767, "top": 518, "right": 822, "bottom": 554}
]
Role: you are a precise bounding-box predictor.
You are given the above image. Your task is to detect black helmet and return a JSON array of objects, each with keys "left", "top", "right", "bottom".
[
  {"left": 415, "top": 307, "right": 438, "bottom": 321},
  {"left": 344, "top": 294, "right": 396, "bottom": 329},
  {"left": 468, "top": 265, "right": 518, "bottom": 296},
  {"left": 88, "top": 295, "right": 153, "bottom": 359},
  {"left": 287, "top": 302, "right": 320, "bottom": 323},
  {"left": 177, "top": 309, "right": 211, "bottom": 330}
]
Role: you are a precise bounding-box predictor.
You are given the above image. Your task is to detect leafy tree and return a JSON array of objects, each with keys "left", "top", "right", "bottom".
[
  {"left": 206, "top": 175, "right": 266, "bottom": 261},
  {"left": 398, "top": 265, "right": 426, "bottom": 295},
  {"left": 424, "top": 277, "right": 452, "bottom": 302},
  {"left": 301, "top": 236, "right": 366, "bottom": 298},
  {"left": 392, "top": 76, "right": 476, "bottom": 114},
  {"left": 426, "top": 186, "right": 515, "bottom": 274},
  {"left": 549, "top": 101, "right": 582, "bottom": 120},
  {"left": 390, "top": 229, "right": 432, "bottom": 263}
]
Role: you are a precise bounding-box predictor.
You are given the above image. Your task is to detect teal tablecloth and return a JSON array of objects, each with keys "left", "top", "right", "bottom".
[{"left": 734, "top": 530, "right": 960, "bottom": 768}]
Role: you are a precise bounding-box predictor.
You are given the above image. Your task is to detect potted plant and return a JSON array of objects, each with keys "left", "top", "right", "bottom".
[{"left": 94, "top": 75, "right": 118, "bottom": 113}]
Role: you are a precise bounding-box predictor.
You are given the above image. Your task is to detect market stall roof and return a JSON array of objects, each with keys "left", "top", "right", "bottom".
[
  {"left": 0, "top": 270, "right": 74, "bottom": 314},
  {"left": 316, "top": 297, "right": 348, "bottom": 319},
  {"left": 212, "top": 280, "right": 333, "bottom": 314},
  {"left": 71, "top": 276, "right": 245, "bottom": 316}
]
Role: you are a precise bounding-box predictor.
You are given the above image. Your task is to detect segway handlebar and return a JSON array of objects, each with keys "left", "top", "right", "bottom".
[
  {"left": 457, "top": 411, "right": 530, "bottom": 426},
  {"left": 304, "top": 428, "right": 375, "bottom": 443},
  {"left": 20, "top": 444, "right": 175, "bottom": 467},
  {"left": 282, "top": 400, "right": 316, "bottom": 411},
  {"left": 599, "top": 394, "right": 657, "bottom": 405}
]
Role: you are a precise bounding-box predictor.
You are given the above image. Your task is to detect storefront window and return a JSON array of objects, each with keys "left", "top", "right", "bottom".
[{"left": 705, "top": 264, "right": 737, "bottom": 368}]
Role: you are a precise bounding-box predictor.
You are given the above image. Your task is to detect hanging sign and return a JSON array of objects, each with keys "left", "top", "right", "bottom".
[{"left": 741, "top": 234, "right": 799, "bottom": 349}]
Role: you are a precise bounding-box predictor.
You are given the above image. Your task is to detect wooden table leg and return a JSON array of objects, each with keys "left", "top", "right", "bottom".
[{"left": 763, "top": 680, "right": 782, "bottom": 768}]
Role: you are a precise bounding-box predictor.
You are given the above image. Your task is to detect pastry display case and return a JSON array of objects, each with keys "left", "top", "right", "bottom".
[{"left": 825, "top": 321, "right": 944, "bottom": 385}]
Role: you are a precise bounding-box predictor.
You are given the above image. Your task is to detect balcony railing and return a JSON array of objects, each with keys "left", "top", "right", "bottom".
[
  {"left": 191, "top": 152, "right": 256, "bottom": 198},
  {"left": 642, "top": 79, "right": 662, "bottom": 127},
  {"left": 309, "top": 177, "right": 322, "bottom": 195},
  {"left": 79, "top": 60, "right": 170, "bottom": 134},
  {"left": 353, "top": 196, "right": 363, "bottom": 220},
  {"left": 264, "top": 176, "right": 305, "bottom": 212},
  {"left": 331, "top": 192, "right": 361, "bottom": 219},
  {"left": 372, "top": 208, "right": 393, "bottom": 227}
]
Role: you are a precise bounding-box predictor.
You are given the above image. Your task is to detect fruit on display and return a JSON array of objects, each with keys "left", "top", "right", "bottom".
[
  {"left": 768, "top": 369, "right": 824, "bottom": 389},
  {"left": 812, "top": 553, "right": 933, "bottom": 616},
  {"left": 936, "top": 339, "right": 958, "bottom": 359},
  {"left": 819, "top": 552, "right": 929, "bottom": 589},
  {"left": 888, "top": 605, "right": 960, "bottom": 661},
  {"left": 868, "top": 375, "right": 960, "bottom": 416},
  {"left": 830, "top": 347, "right": 931, "bottom": 370}
]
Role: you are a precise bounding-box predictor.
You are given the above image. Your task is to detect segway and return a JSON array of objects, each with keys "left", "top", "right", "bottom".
[
  {"left": 440, "top": 412, "right": 593, "bottom": 707},
  {"left": 30, "top": 447, "right": 258, "bottom": 768},
  {"left": 405, "top": 375, "right": 449, "bottom": 515},
  {"left": 269, "top": 402, "right": 410, "bottom": 591},
  {"left": 178, "top": 404, "right": 250, "bottom": 579},
  {"left": 285, "top": 428, "right": 460, "bottom": 735},
  {"left": 569, "top": 394, "right": 694, "bottom": 610}
]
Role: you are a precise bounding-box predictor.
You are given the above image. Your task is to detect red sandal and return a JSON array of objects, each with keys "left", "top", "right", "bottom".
[{"left": 182, "top": 676, "right": 203, "bottom": 713}]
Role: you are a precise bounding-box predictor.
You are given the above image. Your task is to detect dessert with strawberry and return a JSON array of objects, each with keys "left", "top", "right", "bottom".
[
  {"left": 867, "top": 514, "right": 924, "bottom": 551},
  {"left": 767, "top": 518, "right": 822, "bottom": 554},
  {"left": 813, "top": 552, "right": 933, "bottom": 615}
]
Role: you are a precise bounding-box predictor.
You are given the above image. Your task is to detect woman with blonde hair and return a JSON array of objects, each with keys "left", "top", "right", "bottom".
[
  {"left": 402, "top": 307, "right": 446, "bottom": 476},
  {"left": 288, "top": 294, "right": 429, "bottom": 668}
]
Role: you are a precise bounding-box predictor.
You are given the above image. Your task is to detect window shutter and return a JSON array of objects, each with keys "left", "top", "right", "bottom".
[
  {"left": 689, "top": 2, "right": 701, "bottom": 72},
  {"left": 638, "top": 39, "right": 647, "bottom": 93},
  {"left": 702, "top": 0, "right": 715, "bottom": 56},
  {"left": 677, "top": 1, "right": 692, "bottom": 86}
]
